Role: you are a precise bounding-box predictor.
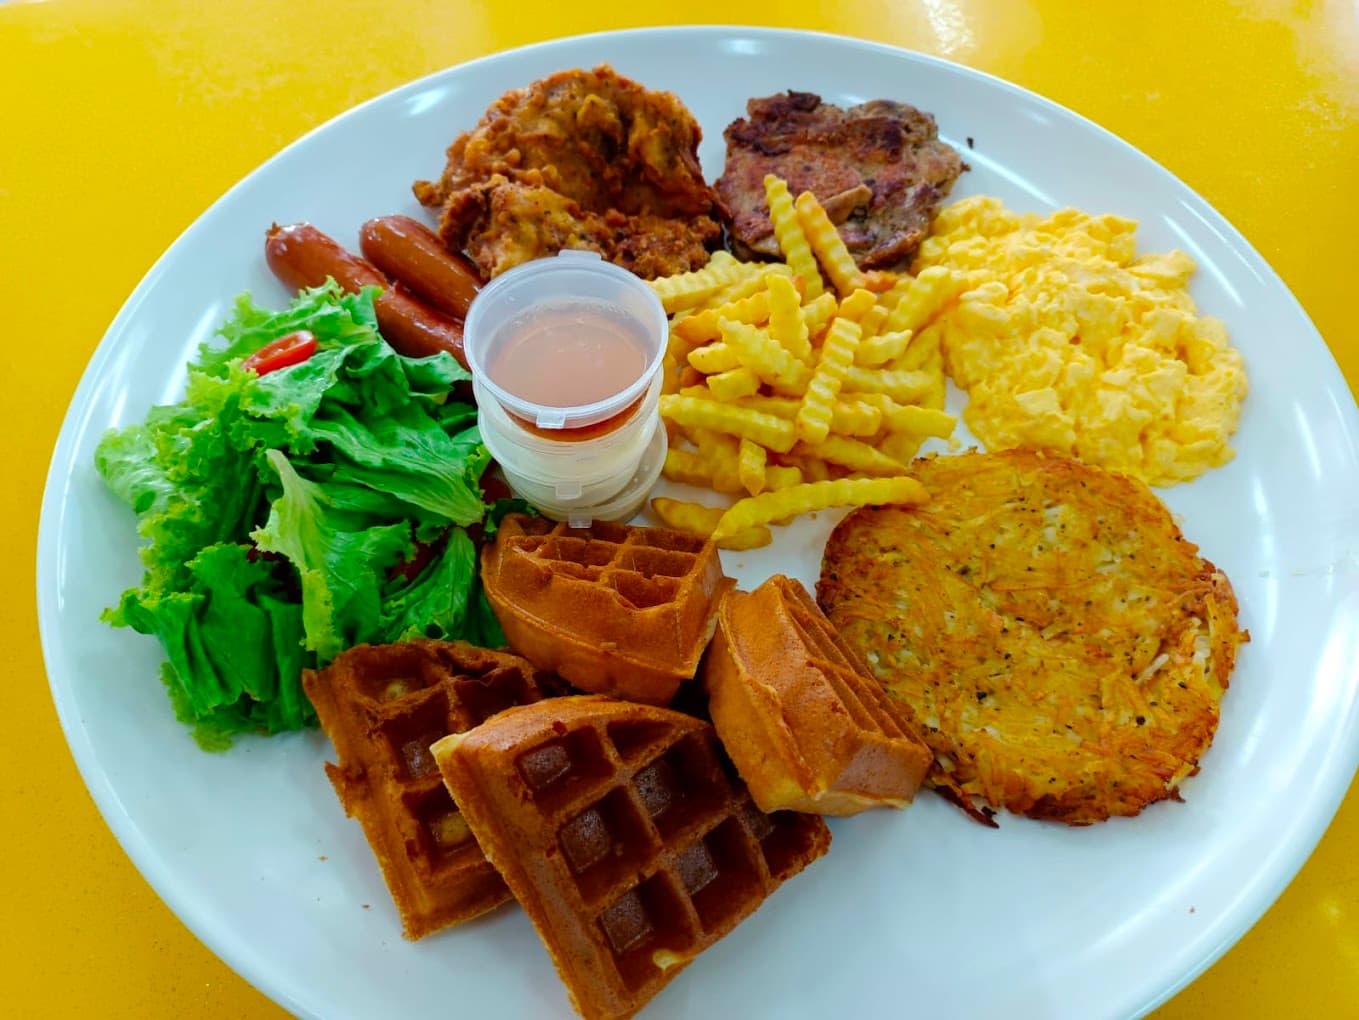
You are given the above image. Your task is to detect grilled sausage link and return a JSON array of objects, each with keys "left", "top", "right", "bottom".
[
  {"left": 359, "top": 215, "right": 482, "bottom": 319},
  {"left": 265, "top": 222, "right": 468, "bottom": 368},
  {"left": 265, "top": 221, "right": 387, "bottom": 292}
]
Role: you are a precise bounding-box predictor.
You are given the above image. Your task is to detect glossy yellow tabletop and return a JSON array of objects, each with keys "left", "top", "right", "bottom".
[{"left": 5, "top": 0, "right": 1357, "bottom": 1016}]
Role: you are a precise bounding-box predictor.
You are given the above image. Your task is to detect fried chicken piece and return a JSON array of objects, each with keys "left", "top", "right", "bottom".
[
  {"left": 716, "top": 91, "right": 967, "bottom": 269},
  {"left": 414, "top": 65, "right": 722, "bottom": 279},
  {"left": 440, "top": 173, "right": 720, "bottom": 281}
]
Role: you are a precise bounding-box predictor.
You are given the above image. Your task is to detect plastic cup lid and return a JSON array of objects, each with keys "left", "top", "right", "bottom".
[{"left": 462, "top": 250, "right": 668, "bottom": 430}]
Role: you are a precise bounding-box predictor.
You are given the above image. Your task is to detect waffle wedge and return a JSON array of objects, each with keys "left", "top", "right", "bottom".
[
  {"left": 431, "top": 695, "right": 830, "bottom": 1020},
  {"left": 703, "top": 575, "right": 933, "bottom": 815},
  {"left": 481, "top": 515, "right": 733, "bottom": 705},
  {"left": 303, "top": 639, "right": 555, "bottom": 938}
]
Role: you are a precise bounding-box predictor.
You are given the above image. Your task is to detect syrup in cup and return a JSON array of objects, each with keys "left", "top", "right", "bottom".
[{"left": 462, "top": 250, "right": 669, "bottom": 525}]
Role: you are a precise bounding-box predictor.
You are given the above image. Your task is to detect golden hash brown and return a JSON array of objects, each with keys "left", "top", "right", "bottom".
[
  {"left": 816, "top": 449, "right": 1247, "bottom": 825},
  {"left": 413, "top": 65, "right": 722, "bottom": 279}
]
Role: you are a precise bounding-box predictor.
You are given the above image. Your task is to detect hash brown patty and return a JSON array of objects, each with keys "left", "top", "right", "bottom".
[{"left": 816, "top": 449, "right": 1247, "bottom": 825}]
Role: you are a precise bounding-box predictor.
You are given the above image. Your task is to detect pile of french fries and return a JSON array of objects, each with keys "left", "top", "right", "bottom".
[{"left": 647, "top": 175, "right": 960, "bottom": 549}]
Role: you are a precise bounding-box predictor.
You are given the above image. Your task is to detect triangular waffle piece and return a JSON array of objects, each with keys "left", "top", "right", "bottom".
[
  {"left": 703, "top": 575, "right": 933, "bottom": 815},
  {"left": 481, "top": 515, "right": 734, "bottom": 705},
  {"left": 303, "top": 639, "right": 555, "bottom": 939},
  {"left": 432, "top": 695, "right": 831, "bottom": 1020}
]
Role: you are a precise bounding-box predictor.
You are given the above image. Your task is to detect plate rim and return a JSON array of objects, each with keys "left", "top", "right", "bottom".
[{"left": 36, "top": 24, "right": 1359, "bottom": 1020}]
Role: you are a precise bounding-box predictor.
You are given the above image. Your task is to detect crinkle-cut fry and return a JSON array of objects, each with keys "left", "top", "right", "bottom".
[
  {"left": 858, "top": 305, "right": 890, "bottom": 341},
  {"left": 660, "top": 393, "right": 797, "bottom": 453},
  {"left": 662, "top": 330, "right": 689, "bottom": 392},
  {"left": 828, "top": 398, "right": 884, "bottom": 436},
  {"left": 857, "top": 394, "right": 957, "bottom": 438},
  {"left": 649, "top": 497, "right": 772, "bottom": 551},
  {"left": 649, "top": 252, "right": 752, "bottom": 313},
  {"left": 663, "top": 447, "right": 712, "bottom": 487},
  {"left": 883, "top": 265, "right": 965, "bottom": 333},
  {"left": 710, "top": 475, "right": 929, "bottom": 541},
  {"left": 720, "top": 318, "right": 812, "bottom": 395},
  {"left": 835, "top": 288, "right": 879, "bottom": 323},
  {"left": 673, "top": 290, "right": 772, "bottom": 345},
  {"left": 789, "top": 455, "right": 833, "bottom": 482},
  {"left": 677, "top": 365, "right": 704, "bottom": 390},
  {"left": 717, "top": 528, "right": 774, "bottom": 551},
  {"left": 863, "top": 270, "right": 899, "bottom": 293},
  {"left": 764, "top": 175, "right": 825, "bottom": 300},
  {"left": 842, "top": 364, "right": 935, "bottom": 403},
  {"left": 764, "top": 464, "right": 804, "bottom": 490},
  {"left": 793, "top": 434, "right": 907, "bottom": 476},
  {"left": 795, "top": 190, "right": 867, "bottom": 296},
  {"left": 707, "top": 366, "right": 761, "bottom": 401},
  {"left": 687, "top": 342, "right": 741, "bottom": 374},
  {"left": 728, "top": 393, "right": 800, "bottom": 417},
  {"left": 729, "top": 393, "right": 882, "bottom": 437},
  {"left": 665, "top": 328, "right": 689, "bottom": 362},
  {"left": 766, "top": 273, "right": 812, "bottom": 364},
  {"left": 801, "top": 292, "right": 839, "bottom": 339},
  {"left": 711, "top": 263, "right": 793, "bottom": 307},
  {"left": 661, "top": 353, "right": 685, "bottom": 395},
  {"left": 880, "top": 432, "right": 924, "bottom": 466},
  {"left": 876, "top": 274, "right": 913, "bottom": 313},
  {"left": 737, "top": 438, "right": 767, "bottom": 496},
  {"left": 662, "top": 448, "right": 744, "bottom": 494},
  {"left": 855, "top": 327, "right": 914, "bottom": 367},
  {"left": 795, "top": 316, "right": 862, "bottom": 445},
  {"left": 894, "top": 321, "right": 943, "bottom": 370},
  {"left": 689, "top": 428, "right": 745, "bottom": 493},
  {"left": 693, "top": 426, "right": 742, "bottom": 477}
]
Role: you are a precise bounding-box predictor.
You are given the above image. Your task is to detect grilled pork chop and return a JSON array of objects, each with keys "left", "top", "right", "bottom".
[{"left": 716, "top": 91, "right": 966, "bottom": 270}]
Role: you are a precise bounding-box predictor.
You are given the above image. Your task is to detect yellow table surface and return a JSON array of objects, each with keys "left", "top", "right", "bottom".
[{"left": 5, "top": 0, "right": 1356, "bottom": 1016}]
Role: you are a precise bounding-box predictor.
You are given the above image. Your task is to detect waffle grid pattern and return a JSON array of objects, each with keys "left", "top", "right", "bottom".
[
  {"left": 504, "top": 516, "right": 712, "bottom": 613},
  {"left": 484, "top": 515, "right": 733, "bottom": 704},
  {"left": 437, "top": 699, "right": 830, "bottom": 1016},
  {"left": 305, "top": 641, "right": 550, "bottom": 938},
  {"left": 781, "top": 580, "right": 919, "bottom": 741}
]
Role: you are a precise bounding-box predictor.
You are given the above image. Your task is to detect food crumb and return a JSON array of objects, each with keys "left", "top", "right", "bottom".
[
  {"left": 319, "top": 855, "right": 328, "bottom": 861},
  {"left": 1189, "top": 906, "right": 1196, "bottom": 914},
  {"left": 966, "top": 136, "right": 974, "bottom": 148}
]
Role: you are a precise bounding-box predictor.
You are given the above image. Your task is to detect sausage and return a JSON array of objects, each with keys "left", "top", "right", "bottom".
[
  {"left": 265, "top": 223, "right": 468, "bottom": 368},
  {"left": 359, "top": 215, "right": 482, "bottom": 319},
  {"left": 375, "top": 283, "right": 467, "bottom": 367},
  {"left": 265, "top": 222, "right": 386, "bottom": 292}
]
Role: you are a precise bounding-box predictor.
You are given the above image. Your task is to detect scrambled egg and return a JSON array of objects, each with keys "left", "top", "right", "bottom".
[{"left": 913, "top": 196, "right": 1248, "bottom": 486}]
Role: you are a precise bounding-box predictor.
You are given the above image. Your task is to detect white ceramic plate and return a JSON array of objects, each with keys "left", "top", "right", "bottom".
[{"left": 38, "top": 26, "right": 1359, "bottom": 1020}]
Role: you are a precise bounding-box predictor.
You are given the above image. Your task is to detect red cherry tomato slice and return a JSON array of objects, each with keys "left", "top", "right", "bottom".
[{"left": 242, "top": 330, "right": 318, "bottom": 375}]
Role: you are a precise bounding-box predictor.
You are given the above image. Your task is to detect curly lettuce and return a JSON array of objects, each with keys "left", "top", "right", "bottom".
[{"left": 96, "top": 282, "right": 502, "bottom": 750}]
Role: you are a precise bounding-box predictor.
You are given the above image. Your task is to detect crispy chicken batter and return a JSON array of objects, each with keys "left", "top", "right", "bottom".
[
  {"left": 817, "top": 449, "right": 1247, "bottom": 826},
  {"left": 413, "top": 65, "right": 722, "bottom": 279}
]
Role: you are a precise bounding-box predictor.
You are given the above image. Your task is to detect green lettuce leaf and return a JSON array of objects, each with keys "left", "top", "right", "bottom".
[
  {"left": 98, "top": 283, "right": 498, "bottom": 749},
  {"left": 107, "top": 543, "right": 312, "bottom": 750},
  {"left": 251, "top": 449, "right": 414, "bottom": 663}
]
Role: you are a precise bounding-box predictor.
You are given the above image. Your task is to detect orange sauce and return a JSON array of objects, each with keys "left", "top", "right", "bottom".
[{"left": 487, "top": 304, "right": 649, "bottom": 408}]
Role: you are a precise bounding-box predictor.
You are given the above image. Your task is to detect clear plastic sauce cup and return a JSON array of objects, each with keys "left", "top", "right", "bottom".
[{"left": 462, "top": 250, "right": 670, "bottom": 524}]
